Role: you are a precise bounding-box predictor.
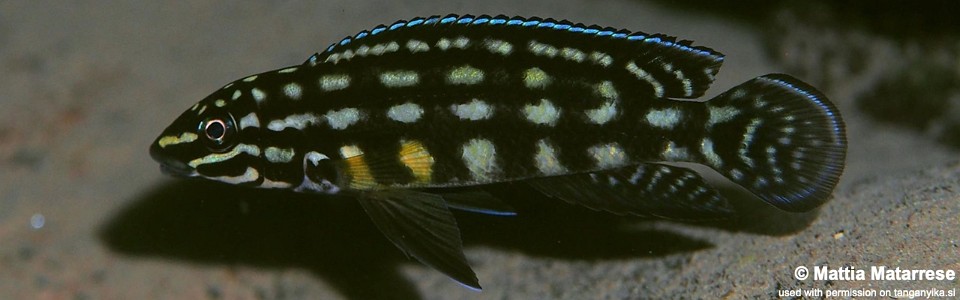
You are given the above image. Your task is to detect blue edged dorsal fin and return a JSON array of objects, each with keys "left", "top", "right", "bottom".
[
  {"left": 311, "top": 14, "right": 724, "bottom": 98},
  {"left": 528, "top": 163, "right": 735, "bottom": 219},
  {"left": 358, "top": 189, "right": 481, "bottom": 290}
]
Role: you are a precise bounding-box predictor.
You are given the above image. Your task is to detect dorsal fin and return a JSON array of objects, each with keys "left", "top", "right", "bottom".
[{"left": 306, "top": 14, "right": 724, "bottom": 98}]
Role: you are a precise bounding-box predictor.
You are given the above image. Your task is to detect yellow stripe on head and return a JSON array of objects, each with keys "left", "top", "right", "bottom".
[
  {"left": 158, "top": 132, "right": 198, "bottom": 148},
  {"left": 399, "top": 140, "right": 435, "bottom": 184}
]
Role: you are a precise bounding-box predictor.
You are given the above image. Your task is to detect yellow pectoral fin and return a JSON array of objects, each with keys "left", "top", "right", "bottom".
[
  {"left": 399, "top": 140, "right": 435, "bottom": 184},
  {"left": 337, "top": 140, "right": 437, "bottom": 190},
  {"left": 340, "top": 149, "right": 378, "bottom": 190}
]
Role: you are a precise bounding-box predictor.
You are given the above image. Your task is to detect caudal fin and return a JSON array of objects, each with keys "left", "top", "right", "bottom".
[{"left": 701, "top": 74, "right": 846, "bottom": 212}]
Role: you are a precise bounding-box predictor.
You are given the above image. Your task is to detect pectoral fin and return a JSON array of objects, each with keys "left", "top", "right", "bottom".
[
  {"left": 528, "top": 163, "right": 735, "bottom": 219},
  {"left": 357, "top": 189, "right": 481, "bottom": 290}
]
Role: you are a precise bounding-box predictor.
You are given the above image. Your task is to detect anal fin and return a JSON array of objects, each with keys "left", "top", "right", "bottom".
[
  {"left": 528, "top": 163, "right": 735, "bottom": 219},
  {"left": 357, "top": 189, "right": 481, "bottom": 290},
  {"left": 441, "top": 189, "right": 517, "bottom": 216}
]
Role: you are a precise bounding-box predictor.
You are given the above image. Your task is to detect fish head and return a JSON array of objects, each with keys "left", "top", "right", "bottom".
[{"left": 150, "top": 85, "right": 261, "bottom": 184}]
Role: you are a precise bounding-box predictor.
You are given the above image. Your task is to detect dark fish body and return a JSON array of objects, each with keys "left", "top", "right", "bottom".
[{"left": 150, "top": 14, "right": 846, "bottom": 290}]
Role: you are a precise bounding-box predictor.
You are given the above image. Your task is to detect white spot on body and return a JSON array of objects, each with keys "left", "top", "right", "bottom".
[
  {"left": 626, "top": 61, "right": 665, "bottom": 97},
  {"left": 483, "top": 39, "right": 513, "bottom": 55},
  {"left": 744, "top": 119, "right": 762, "bottom": 143},
  {"left": 528, "top": 41, "right": 559, "bottom": 57},
  {"left": 523, "top": 68, "right": 551, "bottom": 89},
  {"left": 706, "top": 106, "right": 740, "bottom": 127},
  {"left": 588, "top": 143, "right": 627, "bottom": 169},
  {"left": 560, "top": 47, "right": 586, "bottom": 62},
  {"left": 645, "top": 108, "right": 682, "bottom": 129},
  {"left": 340, "top": 145, "right": 363, "bottom": 158},
  {"left": 754, "top": 177, "right": 768, "bottom": 188},
  {"left": 214, "top": 99, "right": 227, "bottom": 109},
  {"left": 590, "top": 51, "right": 613, "bottom": 67},
  {"left": 320, "top": 74, "right": 351, "bottom": 91},
  {"left": 628, "top": 166, "right": 646, "bottom": 185},
  {"left": 324, "top": 53, "right": 342, "bottom": 64},
  {"left": 450, "top": 99, "right": 494, "bottom": 121},
  {"left": 461, "top": 138, "right": 498, "bottom": 181},
  {"left": 242, "top": 75, "right": 258, "bottom": 82},
  {"left": 701, "top": 138, "right": 722, "bottom": 167},
  {"left": 267, "top": 113, "right": 321, "bottom": 131},
  {"left": 380, "top": 70, "right": 420, "bottom": 87},
  {"left": 340, "top": 49, "right": 355, "bottom": 61},
  {"left": 406, "top": 39, "right": 430, "bottom": 53},
  {"left": 279, "top": 67, "right": 298, "bottom": 73},
  {"left": 453, "top": 37, "right": 470, "bottom": 48},
  {"left": 738, "top": 146, "right": 755, "bottom": 168},
  {"left": 370, "top": 42, "right": 400, "bottom": 56},
  {"left": 324, "top": 108, "right": 362, "bottom": 130},
  {"left": 534, "top": 139, "right": 567, "bottom": 175},
  {"left": 596, "top": 81, "right": 619, "bottom": 100},
  {"left": 437, "top": 38, "right": 451, "bottom": 50},
  {"left": 674, "top": 70, "right": 693, "bottom": 97},
  {"left": 729, "top": 168, "right": 744, "bottom": 181},
  {"left": 585, "top": 101, "right": 618, "bottom": 125},
  {"left": 238, "top": 112, "right": 260, "bottom": 129},
  {"left": 231, "top": 90, "right": 242, "bottom": 100},
  {"left": 283, "top": 83, "right": 302, "bottom": 100},
  {"left": 447, "top": 65, "right": 484, "bottom": 85},
  {"left": 662, "top": 141, "right": 690, "bottom": 161},
  {"left": 766, "top": 146, "right": 777, "bottom": 162},
  {"left": 386, "top": 102, "right": 424, "bottom": 123},
  {"left": 437, "top": 37, "right": 470, "bottom": 51},
  {"left": 251, "top": 88, "right": 267, "bottom": 104},
  {"left": 355, "top": 45, "right": 370, "bottom": 56},
  {"left": 523, "top": 99, "right": 561, "bottom": 126},
  {"left": 265, "top": 147, "right": 296, "bottom": 163},
  {"left": 754, "top": 96, "right": 767, "bottom": 108}
]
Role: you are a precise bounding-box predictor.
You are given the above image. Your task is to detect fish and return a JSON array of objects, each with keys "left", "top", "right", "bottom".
[{"left": 149, "top": 14, "right": 847, "bottom": 290}]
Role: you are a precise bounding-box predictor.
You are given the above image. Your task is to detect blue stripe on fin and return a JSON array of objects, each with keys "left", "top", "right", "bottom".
[
  {"left": 423, "top": 16, "right": 440, "bottom": 25},
  {"left": 407, "top": 18, "right": 425, "bottom": 27},
  {"left": 314, "top": 14, "right": 725, "bottom": 95},
  {"left": 440, "top": 15, "right": 457, "bottom": 24}
]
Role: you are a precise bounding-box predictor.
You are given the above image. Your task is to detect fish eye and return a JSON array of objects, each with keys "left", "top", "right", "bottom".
[
  {"left": 198, "top": 113, "right": 237, "bottom": 152},
  {"left": 205, "top": 119, "right": 226, "bottom": 141}
]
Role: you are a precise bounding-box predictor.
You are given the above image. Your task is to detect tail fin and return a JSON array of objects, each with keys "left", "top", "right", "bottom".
[{"left": 701, "top": 74, "right": 846, "bottom": 212}]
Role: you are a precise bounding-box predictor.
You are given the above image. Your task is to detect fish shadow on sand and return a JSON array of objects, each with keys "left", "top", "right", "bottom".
[{"left": 99, "top": 180, "right": 818, "bottom": 299}]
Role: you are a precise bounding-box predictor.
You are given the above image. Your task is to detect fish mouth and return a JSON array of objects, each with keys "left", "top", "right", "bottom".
[
  {"left": 158, "top": 163, "right": 197, "bottom": 178},
  {"left": 150, "top": 142, "right": 197, "bottom": 178}
]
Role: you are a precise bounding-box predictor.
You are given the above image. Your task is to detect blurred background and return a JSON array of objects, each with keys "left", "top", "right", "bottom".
[{"left": 1, "top": 1, "right": 957, "bottom": 299}]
